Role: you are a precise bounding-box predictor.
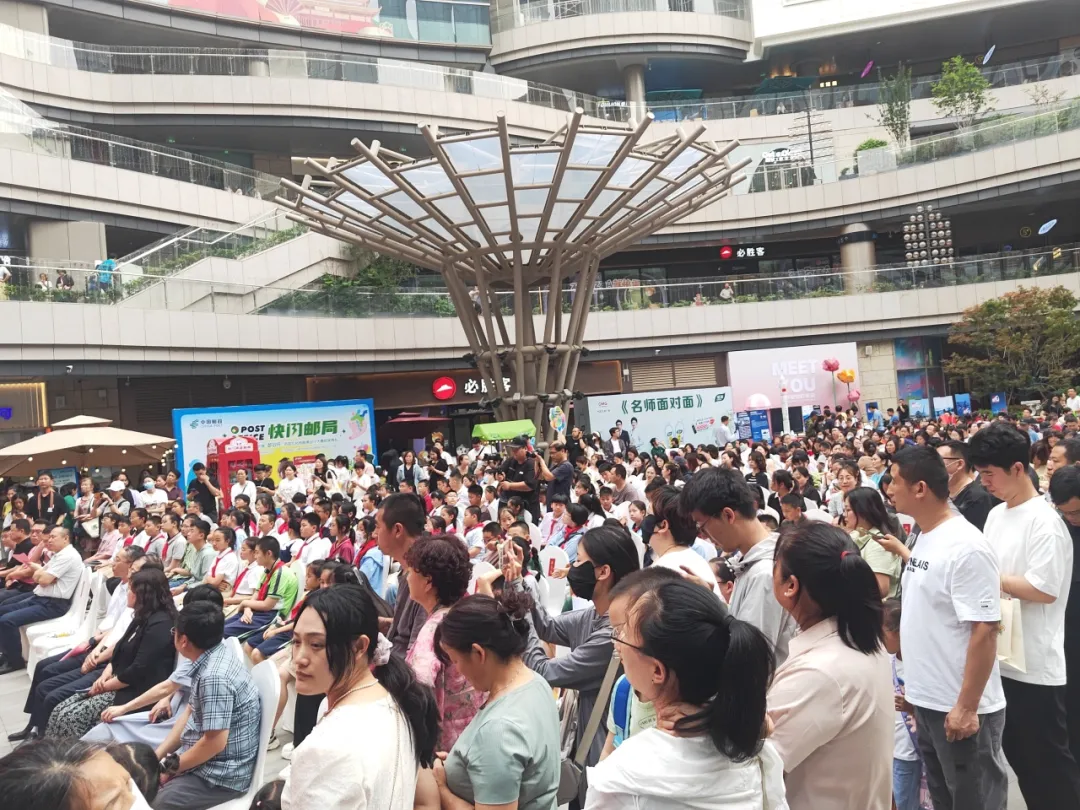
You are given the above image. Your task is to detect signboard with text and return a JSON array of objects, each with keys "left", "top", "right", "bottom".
[
  {"left": 586, "top": 387, "right": 734, "bottom": 448},
  {"left": 728, "top": 342, "right": 860, "bottom": 411},
  {"left": 173, "top": 399, "right": 375, "bottom": 487}
]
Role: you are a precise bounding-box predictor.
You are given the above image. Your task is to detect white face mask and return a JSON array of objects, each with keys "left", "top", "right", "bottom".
[{"left": 128, "top": 779, "right": 153, "bottom": 810}]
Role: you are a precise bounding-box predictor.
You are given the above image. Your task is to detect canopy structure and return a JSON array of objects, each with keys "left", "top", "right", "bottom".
[
  {"left": 472, "top": 419, "right": 537, "bottom": 442},
  {"left": 0, "top": 417, "right": 175, "bottom": 478},
  {"left": 277, "top": 110, "right": 749, "bottom": 441}
]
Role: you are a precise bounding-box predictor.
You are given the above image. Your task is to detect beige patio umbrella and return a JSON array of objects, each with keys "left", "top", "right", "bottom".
[{"left": 0, "top": 416, "right": 175, "bottom": 479}]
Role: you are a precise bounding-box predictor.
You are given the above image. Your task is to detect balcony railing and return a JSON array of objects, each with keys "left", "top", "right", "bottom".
[
  {"left": 2, "top": 242, "right": 1076, "bottom": 320},
  {"left": 0, "top": 85, "right": 281, "bottom": 199},
  {"left": 1, "top": 22, "right": 1075, "bottom": 127},
  {"left": 490, "top": 0, "right": 747, "bottom": 34},
  {"left": 744, "top": 101, "right": 1080, "bottom": 193}
]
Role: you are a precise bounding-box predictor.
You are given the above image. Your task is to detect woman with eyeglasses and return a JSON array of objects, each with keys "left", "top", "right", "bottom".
[{"left": 588, "top": 572, "right": 786, "bottom": 810}]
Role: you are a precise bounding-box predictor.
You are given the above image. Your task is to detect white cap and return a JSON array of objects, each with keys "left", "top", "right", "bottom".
[{"left": 108, "top": 481, "right": 125, "bottom": 492}]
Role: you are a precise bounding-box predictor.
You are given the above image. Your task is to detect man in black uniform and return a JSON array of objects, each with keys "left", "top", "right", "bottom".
[
  {"left": 25, "top": 473, "right": 70, "bottom": 525},
  {"left": 498, "top": 436, "right": 539, "bottom": 525},
  {"left": 186, "top": 462, "right": 222, "bottom": 521}
]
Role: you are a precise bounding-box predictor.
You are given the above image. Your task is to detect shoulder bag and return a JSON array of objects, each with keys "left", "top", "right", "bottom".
[{"left": 557, "top": 652, "right": 622, "bottom": 804}]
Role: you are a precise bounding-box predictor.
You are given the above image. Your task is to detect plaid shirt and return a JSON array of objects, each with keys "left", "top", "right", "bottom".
[{"left": 181, "top": 642, "right": 261, "bottom": 791}]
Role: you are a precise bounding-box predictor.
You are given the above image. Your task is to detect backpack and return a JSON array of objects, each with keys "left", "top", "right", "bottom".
[{"left": 610, "top": 675, "right": 633, "bottom": 747}]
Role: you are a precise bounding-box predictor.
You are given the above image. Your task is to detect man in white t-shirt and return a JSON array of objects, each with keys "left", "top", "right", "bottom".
[
  {"left": 138, "top": 478, "right": 167, "bottom": 515},
  {"left": 0, "top": 526, "right": 84, "bottom": 673},
  {"left": 886, "top": 445, "right": 1008, "bottom": 810},
  {"left": 969, "top": 423, "right": 1080, "bottom": 808},
  {"left": 647, "top": 485, "right": 722, "bottom": 599},
  {"left": 1067, "top": 389, "right": 1080, "bottom": 413}
]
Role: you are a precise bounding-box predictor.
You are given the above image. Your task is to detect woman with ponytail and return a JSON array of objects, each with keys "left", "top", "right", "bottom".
[
  {"left": 587, "top": 574, "right": 787, "bottom": 810},
  {"left": 767, "top": 521, "right": 893, "bottom": 810},
  {"left": 282, "top": 584, "right": 438, "bottom": 810},
  {"left": 431, "top": 589, "right": 561, "bottom": 810}
]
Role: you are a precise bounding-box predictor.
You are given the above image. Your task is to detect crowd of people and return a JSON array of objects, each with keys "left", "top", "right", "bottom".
[{"left": 2, "top": 395, "right": 1080, "bottom": 810}]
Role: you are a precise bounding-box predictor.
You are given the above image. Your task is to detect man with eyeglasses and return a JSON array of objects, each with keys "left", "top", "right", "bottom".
[
  {"left": 937, "top": 441, "right": 999, "bottom": 531},
  {"left": 1049, "top": 464, "right": 1080, "bottom": 773}
]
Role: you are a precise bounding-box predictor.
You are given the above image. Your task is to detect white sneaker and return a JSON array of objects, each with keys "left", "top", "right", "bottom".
[
  {"left": 281, "top": 742, "right": 294, "bottom": 761},
  {"left": 266, "top": 732, "right": 281, "bottom": 750}
]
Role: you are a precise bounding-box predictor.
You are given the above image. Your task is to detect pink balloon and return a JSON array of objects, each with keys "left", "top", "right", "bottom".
[
  {"left": 860, "top": 60, "right": 874, "bottom": 79},
  {"left": 745, "top": 393, "right": 772, "bottom": 409},
  {"left": 821, "top": 358, "right": 840, "bottom": 372},
  {"left": 847, "top": 389, "right": 862, "bottom": 403}
]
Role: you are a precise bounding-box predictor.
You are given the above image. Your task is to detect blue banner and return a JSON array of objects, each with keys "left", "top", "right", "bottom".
[
  {"left": 749, "top": 409, "right": 772, "bottom": 441},
  {"left": 990, "top": 392, "right": 1008, "bottom": 414},
  {"left": 954, "top": 393, "right": 972, "bottom": 416},
  {"left": 910, "top": 398, "right": 931, "bottom": 419}
]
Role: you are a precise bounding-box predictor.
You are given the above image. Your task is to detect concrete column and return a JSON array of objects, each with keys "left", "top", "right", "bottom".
[
  {"left": 839, "top": 223, "right": 876, "bottom": 294},
  {"left": 28, "top": 220, "right": 107, "bottom": 263},
  {"left": 0, "top": 0, "right": 48, "bottom": 34},
  {"left": 622, "top": 63, "right": 646, "bottom": 123}
]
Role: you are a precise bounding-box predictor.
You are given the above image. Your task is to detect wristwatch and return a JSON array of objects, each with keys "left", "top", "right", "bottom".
[{"left": 160, "top": 753, "right": 180, "bottom": 775}]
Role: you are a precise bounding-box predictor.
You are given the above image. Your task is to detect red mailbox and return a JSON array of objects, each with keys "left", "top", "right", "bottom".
[{"left": 206, "top": 436, "right": 261, "bottom": 510}]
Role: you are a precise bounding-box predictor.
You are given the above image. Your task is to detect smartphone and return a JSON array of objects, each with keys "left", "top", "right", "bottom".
[{"left": 497, "top": 541, "right": 505, "bottom": 571}]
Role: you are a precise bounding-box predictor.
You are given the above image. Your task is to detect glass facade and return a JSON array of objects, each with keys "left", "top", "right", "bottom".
[{"left": 894, "top": 337, "right": 948, "bottom": 401}]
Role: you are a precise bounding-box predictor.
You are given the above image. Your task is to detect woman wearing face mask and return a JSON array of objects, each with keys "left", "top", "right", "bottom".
[
  {"left": 0, "top": 737, "right": 155, "bottom": 810},
  {"left": 282, "top": 584, "right": 438, "bottom": 810},
  {"left": 495, "top": 524, "right": 640, "bottom": 802},
  {"left": 767, "top": 521, "right": 892, "bottom": 810},
  {"left": 588, "top": 575, "right": 786, "bottom": 810}
]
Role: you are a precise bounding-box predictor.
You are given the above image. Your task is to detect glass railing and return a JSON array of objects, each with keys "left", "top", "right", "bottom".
[
  {"left": 744, "top": 101, "right": 1080, "bottom": 193},
  {"left": 491, "top": 0, "right": 747, "bottom": 34},
  {"left": 115, "top": 210, "right": 306, "bottom": 283},
  {"left": 1, "top": 22, "right": 1074, "bottom": 126},
  {"left": 3, "top": 242, "right": 1076, "bottom": 318},
  {"left": 648, "top": 51, "right": 1080, "bottom": 122},
  {"left": 0, "top": 85, "right": 281, "bottom": 198},
  {"left": 0, "top": 22, "right": 622, "bottom": 122}
]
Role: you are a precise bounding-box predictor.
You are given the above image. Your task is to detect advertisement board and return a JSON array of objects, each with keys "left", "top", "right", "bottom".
[
  {"left": 728, "top": 342, "right": 860, "bottom": 411},
  {"left": 586, "top": 387, "right": 734, "bottom": 448},
  {"left": 910, "top": 398, "right": 931, "bottom": 418},
  {"left": 954, "top": 393, "right": 972, "bottom": 415},
  {"left": 990, "top": 392, "right": 1008, "bottom": 414},
  {"left": 749, "top": 410, "right": 772, "bottom": 442},
  {"left": 932, "top": 395, "right": 956, "bottom": 415},
  {"left": 173, "top": 399, "right": 376, "bottom": 487}
]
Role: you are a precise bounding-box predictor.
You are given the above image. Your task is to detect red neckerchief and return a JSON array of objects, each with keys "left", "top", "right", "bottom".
[
  {"left": 257, "top": 561, "right": 284, "bottom": 601},
  {"left": 161, "top": 532, "right": 177, "bottom": 559},
  {"left": 210, "top": 549, "right": 234, "bottom": 577},
  {"left": 288, "top": 592, "right": 308, "bottom": 622},
  {"left": 232, "top": 563, "right": 252, "bottom": 593},
  {"left": 353, "top": 537, "right": 377, "bottom": 566},
  {"left": 122, "top": 534, "right": 134, "bottom": 547}
]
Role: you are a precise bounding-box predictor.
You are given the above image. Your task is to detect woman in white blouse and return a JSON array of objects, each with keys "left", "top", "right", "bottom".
[
  {"left": 282, "top": 583, "right": 439, "bottom": 810},
  {"left": 275, "top": 463, "right": 306, "bottom": 507},
  {"left": 767, "top": 521, "right": 893, "bottom": 810}
]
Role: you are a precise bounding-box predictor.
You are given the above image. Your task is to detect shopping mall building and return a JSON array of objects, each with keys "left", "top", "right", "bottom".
[{"left": 0, "top": 0, "right": 1078, "bottom": 449}]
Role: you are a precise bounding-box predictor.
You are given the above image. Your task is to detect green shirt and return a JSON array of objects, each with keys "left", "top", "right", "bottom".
[
  {"left": 258, "top": 565, "right": 299, "bottom": 618},
  {"left": 851, "top": 528, "right": 903, "bottom": 598},
  {"left": 444, "top": 671, "right": 560, "bottom": 810}
]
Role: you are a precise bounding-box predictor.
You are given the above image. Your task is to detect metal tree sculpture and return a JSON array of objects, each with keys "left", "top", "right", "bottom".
[{"left": 277, "top": 109, "right": 748, "bottom": 441}]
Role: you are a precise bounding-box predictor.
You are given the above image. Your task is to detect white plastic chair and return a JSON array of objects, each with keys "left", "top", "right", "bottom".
[
  {"left": 225, "top": 636, "right": 247, "bottom": 667},
  {"left": 528, "top": 523, "right": 542, "bottom": 550},
  {"left": 537, "top": 546, "right": 569, "bottom": 615},
  {"left": 20, "top": 566, "right": 92, "bottom": 662},
  {"left": 208, "top": 659, "right": 281, "bottom": 810},
  {"left": 27, "top": 572, "right": 107, "bottom": 676},
  {"left": 468, "top": 560, "right": 497, "bottom": 594}
]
